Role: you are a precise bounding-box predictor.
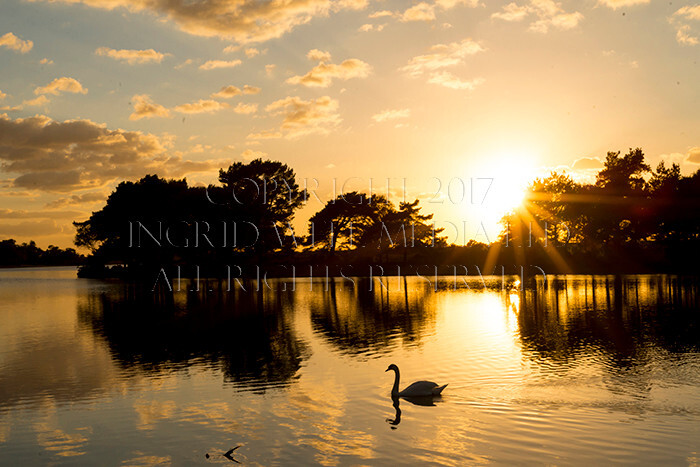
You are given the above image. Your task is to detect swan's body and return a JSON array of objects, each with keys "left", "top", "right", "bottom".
[{"left": 386, "top": 364, "right": 447, "bottom": 397}]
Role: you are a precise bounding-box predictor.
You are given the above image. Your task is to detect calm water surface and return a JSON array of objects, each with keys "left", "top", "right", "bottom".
[{"left": 1, "top": 268, "right": 699, "bottom": 465}]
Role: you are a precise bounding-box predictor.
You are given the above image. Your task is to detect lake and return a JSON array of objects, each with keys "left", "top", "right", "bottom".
[{"left": 0, "top": 267, "right": 699, "bottom": 465}]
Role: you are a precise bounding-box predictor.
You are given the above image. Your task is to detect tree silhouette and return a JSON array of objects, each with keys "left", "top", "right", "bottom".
[
  {"left": 307, "top": 192, "right": 389, "bottom": 254},
  {"left": 214, "top": 159, "right": 306, "bottom": 256}
]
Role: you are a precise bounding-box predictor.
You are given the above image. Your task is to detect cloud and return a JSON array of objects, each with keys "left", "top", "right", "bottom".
[
  {"left": 372, "top": 108, "right": 410, "bottom": 122},
  {"left": 233, "top": 102, "right": 258, "bottom": 114},
  {"left": 265, "top": 64, "right": 276, "bottom": 76},
  {"left": 676, "top": 25, "right": 699, "bottom": 45},
  {"left": 401, "top": 38, "right": 484, "bottom": 77},
  {"left": 287, "top": 58, "right": 371, "bottom": 87},
  {"left": 45, "top": 192, "right": 108, "bottom": 208},
  {"left": 129, "top": 94, "right": 171, "bottom": 120},
  {"left": 0, "top": 33, "right": 33, "bottom": 54},
  {"left": 401, "top": 2, "right": 436, "bottom": 22},
  {"left": 265, "top": 95, "right": 341, "bottom": 138},
  {"left": 530, "top": 11, "right": 583, "bottom": 33},
  {"left": 335, "top": 0, "right": 368, "bottom": 9},
  {"left": 211, "top": 85, "right": 242, "bottom": 98},
  {"left": 240, "top": 149, "right": 268, "bottom": 161},
  {"left": 491, "top": 2, "right": 529, "bottom": 21},
  {"left": 247, "top": 130, "right": 283, "bottom": 140},
  {"left": 95, "top": 47, "right": 168, "bottom": 64},
  {"left": 174, "top": 99, "right": 229, "bottom": 114},
  {"left": 22, "top": 95, "right": 51, "bottom": 107},
  {"left": 671, "top": 7, "right": 700, "bottom": 46},
  {"left": 243, "top": 85, "right": 261, "bottom": 94},
  {"left": 40, "top": 58, "right": 54, "bottom": 65},
  {"left": 0, "top": 209, "right": 83, "bottom": 219},
  {"left": 0, "top": 219, "right": 67, "bottom": 238},
  {"left": 369, "top": 10, "right": 394, "bottom": 18},
  {"left": 199, "top": 60, "right": 242, "bottom": 70},
  {"left": 34, "top": 77, "right": 88, "bottom": 96},
  {"left": 0, "top": 114, "right": 222, "bottom": 192},
  {"left": 0, "top": 90, "right": 6, "bottom": 100},
  {"left": 434, "top": 0, "right": 479, "bottom": 7},
  {"left": 686, "top": 147, "right": 700, "bottom": 164},
  {"left": 427, "top": 71, "right": 484, "bottom": 90},
  {"left": 491, "top": 0, "right": 583, "bottom": 33},
  {"left": 597, "top": 0, "right": 650, "bottom": 9},
  {"left": 174, "top": 58, "right": 194, "bottom": 69},
  {"left": 209, "top": 84, "right": 258, "bottom": 99},
  {"left": 307, "top": 49, "right": 332, "bottom": 61},
  {"left": 31, "top": 0, "right": 366, "bottom": 44},
  {"left": 571, "top": 156, "right": 603, "bottom": 170},
  {"left": 359, "top": 23, "right": 386, "bottom": 32},
  {"left": 675, "top": 5, "right": 700, "bottom": 20},
  {"left": 244, "top": 47, "right": 260, "bottom": 57}
]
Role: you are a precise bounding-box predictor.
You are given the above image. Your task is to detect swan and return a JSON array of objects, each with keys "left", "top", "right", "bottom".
[{"left": 385, "top": 364, "right": 447, "bottom": 397}]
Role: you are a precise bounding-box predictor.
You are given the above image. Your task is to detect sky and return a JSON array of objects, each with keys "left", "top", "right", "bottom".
[{"left": 0, "top": 0, "right": 698, "bottom": 249}]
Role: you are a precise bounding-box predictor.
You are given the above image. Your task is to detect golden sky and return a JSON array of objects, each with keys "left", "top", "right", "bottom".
[{"left": 0, "top": 0, "right": 699, "bottom": 248}]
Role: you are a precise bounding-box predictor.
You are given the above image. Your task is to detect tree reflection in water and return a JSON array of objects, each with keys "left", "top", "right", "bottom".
[
  {"left": 515, "top": 275, "right": 700, "bottom": 395},
  {"left": 77, "top": 280, "right": 309, "bottom": 391},
  {"left": 310, "top": 277, "right": 438, "bottom": 358}
]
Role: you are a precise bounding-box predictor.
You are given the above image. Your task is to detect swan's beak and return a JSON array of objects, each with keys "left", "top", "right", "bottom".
[{"left": 385, "top": 367, "right": 390, "bottom": 372}]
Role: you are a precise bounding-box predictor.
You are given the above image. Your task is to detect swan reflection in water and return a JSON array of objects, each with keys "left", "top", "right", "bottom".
[{"left": 386, "top": 394, "right": 443, "bottom": 429}]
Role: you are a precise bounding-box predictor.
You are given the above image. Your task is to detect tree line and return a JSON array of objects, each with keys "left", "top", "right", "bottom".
[
  {"left": 73, "top": 159, "right": 446, "bottom": 278},
  {"left": 500, "top": 148, "right": 700, "bottom": 273},
  {"left": 0, "top": 239, "right": 84, "bottom": 266},
  {"left": 70, "top": 149, "right": 700, "bottom": 278}
]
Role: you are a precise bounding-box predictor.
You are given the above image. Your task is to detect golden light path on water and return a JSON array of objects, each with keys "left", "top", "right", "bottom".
[{"left": 0, "top": 268, "right": 699, "bottom": 465}]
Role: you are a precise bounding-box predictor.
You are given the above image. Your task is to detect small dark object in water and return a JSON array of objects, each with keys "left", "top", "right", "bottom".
[
  {"left": 224, "top": 446, "right": 241, "bottom": 463},
  {"left": 205, "top": 453, "right": 210, "bottom": 459}
]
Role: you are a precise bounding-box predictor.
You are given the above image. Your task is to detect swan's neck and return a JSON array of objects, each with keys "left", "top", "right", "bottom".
[{"left": 391, "top": 369, "right": 400, "bottom": 395}]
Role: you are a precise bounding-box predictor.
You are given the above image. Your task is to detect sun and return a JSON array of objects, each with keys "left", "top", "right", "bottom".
[{"left": 476, "top": 152, "right": 535, "bottom": 219}]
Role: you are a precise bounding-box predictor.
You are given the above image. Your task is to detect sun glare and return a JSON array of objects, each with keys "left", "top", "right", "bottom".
[{"left": 476, "top": 152, "right": 535, "bottom": 219}]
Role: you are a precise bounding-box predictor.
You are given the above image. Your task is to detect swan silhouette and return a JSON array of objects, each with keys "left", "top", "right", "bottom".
[{"left": 386, "top": 363, "right": 447, "bottom": 397}]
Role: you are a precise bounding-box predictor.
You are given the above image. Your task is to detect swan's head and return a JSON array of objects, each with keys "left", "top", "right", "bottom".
[{"left": 385, "top": 364, "right": 399, "bottom": 373}]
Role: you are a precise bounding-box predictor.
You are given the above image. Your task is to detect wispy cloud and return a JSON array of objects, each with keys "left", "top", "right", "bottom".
[
  {"left": 210, "top": 84, "right": 260, "bottom": 98},
  {"left": 287, "top": 58, "right": 371, "bottom": 87},
  {"left": 670, "top": 6, "right": 700, "bottom": 46},
  {"left": 34, "top": 77, "right": 88, "bottom": 96},
  {"left": 401, "top": 38, "right": 484, "bottom": 76},
  {"left": 427, "top": 71, "right": 484, "bottom": 90},
  {"left": 174, "top": 99, "right": 229, "bottom": 114},
  {"left": 233, "top": 102, "right": 258, "bottom": 114},
  {"left": 0, "top": 32, "right": 33, "bottom": 53},
  {"left": 95, "top": 47, "right": 169, "bottom": 64},
  {"left": 247, "top": 130, "right": 283, "bottom": 140},
  {"left": 491, "top": 0, "right": 583, "bottom": 33},
  {"left": 45, "top": 192, "right": 108, "bottom": 208},
  {"left": 597, "top": 0, "right": 650, "bottom": 9},
  {"left": 211, "top": 85, "right": 243, "bottom": 99},
  {"left": 307, "top": 49, "right": 332, "bottom": 61},
  {"left": 359, "top": 23, "right": 386, "bottom": 32},
  {"left": 401, "top": 2, "right": 436, "bottom": 22},
  {"left": 129, "top": 94, "right": 171, "bottom": 120},
  {"left": 369, "top": 10, "right": 394, "bottom": 18},
  {"left": 199, "top": 60, "right": 242, "bottom": 70},
  {"left": 372, "top": 108, "right": 411, "bottom": 122},
  {"left": 265, "top": 95, "right": 341, "bottom": 138},
  {"left": 22, "top": 95, "right": 51, "bottom": 107}
]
